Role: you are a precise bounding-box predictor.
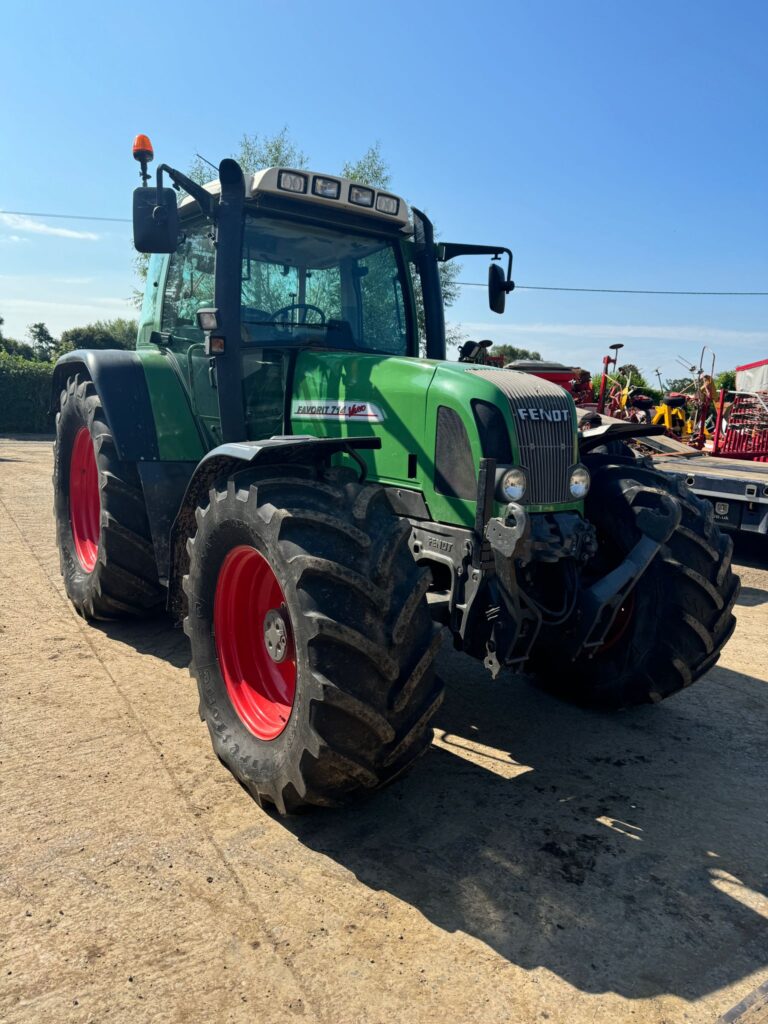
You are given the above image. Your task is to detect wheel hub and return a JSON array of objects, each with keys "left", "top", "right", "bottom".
[{"left": 263, "top": 608, "right": 290, "bottom": 663}]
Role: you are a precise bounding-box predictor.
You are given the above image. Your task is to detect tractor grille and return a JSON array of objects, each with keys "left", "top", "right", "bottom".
[{"left": 466, "top": 368, "right": 577, "bottom": 505}]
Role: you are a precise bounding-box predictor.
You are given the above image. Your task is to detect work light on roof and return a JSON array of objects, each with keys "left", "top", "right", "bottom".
[
  {"left": 375, "top": 194, "right": 399, "bottom": 216},
  {"left": 312, "top": 176, "right": 341, "bottom": 199},
  {"left": 349, "top": 184, "right": 374, "bottom": 208},
  {"left": 278, "top": 171, "right": 308, "bottom": 194}
]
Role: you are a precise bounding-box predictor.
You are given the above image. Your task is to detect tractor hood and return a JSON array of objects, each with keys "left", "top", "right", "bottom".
[{"left": 291, "top": 351, "right": 581, "bottom": 527}]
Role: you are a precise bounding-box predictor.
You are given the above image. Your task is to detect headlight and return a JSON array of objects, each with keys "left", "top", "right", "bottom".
[
  {"left": 569, "top": 465, "right": 590, "bottom": 498},
  {"left": 500, "top": 468, "right": 526, "bottom": 501}
]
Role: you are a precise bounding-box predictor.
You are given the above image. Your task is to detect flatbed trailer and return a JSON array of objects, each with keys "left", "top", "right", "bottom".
[{"left": 638, "top": 433, "right": 768, "bottom": 536}]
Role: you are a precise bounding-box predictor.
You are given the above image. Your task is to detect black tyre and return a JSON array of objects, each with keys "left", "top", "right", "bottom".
[
  {"left": 530, "top": 457, "right": 740, "bottom": 708},
  {"left": 53, "top": 375, "right": 163, "bottom": 619},
  {"left": 184, "top": 467, "right": 444, "bottom": 813}
]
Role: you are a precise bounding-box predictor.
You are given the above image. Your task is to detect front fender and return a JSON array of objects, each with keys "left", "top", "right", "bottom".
[{"left": 167, "top": 434, "right": 380, "bottom": 620}]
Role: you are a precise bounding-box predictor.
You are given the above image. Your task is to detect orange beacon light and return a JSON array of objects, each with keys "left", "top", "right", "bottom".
[{"left": 133, "top": 134, "right": 154, "bottom": 185}]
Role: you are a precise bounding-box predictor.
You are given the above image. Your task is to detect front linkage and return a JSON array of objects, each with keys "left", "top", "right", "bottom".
[{"left": 410, "top": 457, "right": 683, "bottom": 679}]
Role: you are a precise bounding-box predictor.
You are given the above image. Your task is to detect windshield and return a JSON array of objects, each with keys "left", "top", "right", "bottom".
[{"left": 240, "top": 214, "right": 412, "bottom": 355}]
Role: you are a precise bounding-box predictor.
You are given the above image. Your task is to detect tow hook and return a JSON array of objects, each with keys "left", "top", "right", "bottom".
[{"left": 485, "top": 502, "right": 528, "bottom": 558}]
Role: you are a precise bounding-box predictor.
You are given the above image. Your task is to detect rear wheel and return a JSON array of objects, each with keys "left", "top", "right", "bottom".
[
  {"left": 184, "top": 467, "right": 444, "bottom": 813},
  {"left": 53, "top": 375, "right": 163, "bottom": 619},
  {"left": 530, "top": 457, "right": 740, "bottom": 708}
]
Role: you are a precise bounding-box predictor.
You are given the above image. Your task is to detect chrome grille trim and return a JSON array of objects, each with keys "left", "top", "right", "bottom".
[{"left": 465, "top": 368, "right": 577, "bottom": 505}]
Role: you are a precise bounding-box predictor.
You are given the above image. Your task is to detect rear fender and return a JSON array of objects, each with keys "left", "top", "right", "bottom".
[
  {"left": 52, "top": 350, "right": 160, "bottom": 461},
  {"left": 52, "top": 349, "right": 206, "bottom": 463}
]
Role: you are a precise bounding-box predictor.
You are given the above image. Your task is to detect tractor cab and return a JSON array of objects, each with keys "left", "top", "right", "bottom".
[
  {"left": 138, "top": 167, "right": 420, "bottom": 447},
  {"left": 132, "top": 144, "right": 514, "bottom": 449}
]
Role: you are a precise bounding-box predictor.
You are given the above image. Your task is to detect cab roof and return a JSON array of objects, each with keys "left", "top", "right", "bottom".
[{"left": 179, "top": 167, "right": 411, "bottom": 231}]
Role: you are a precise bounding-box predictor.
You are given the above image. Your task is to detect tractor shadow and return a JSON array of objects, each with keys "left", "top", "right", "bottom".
[
  {"left": 738, "top": 586, "right": 768, "bottom": 607},
  {"left": 732, "top": 533, "right": 768, "bottom": 569},
  {"left": 285, "top": 645, "right": 768, "bottom": 1001},
  {"left": 92, "top": 611, "right": 191, "bottom": 670}
]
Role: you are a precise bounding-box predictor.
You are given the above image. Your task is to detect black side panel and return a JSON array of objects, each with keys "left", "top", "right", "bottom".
[
  {"left": 472, "top": 399, "right": 513, "bottom": 463},
  {"left": 137, "top": 461, "right": 197, "bottom": 584},
  {"left": 386, "top": 487, "right": 430, "bottom": 518},
  {"left": 435, "top": 406, "right": 477, "bottom": 500},
  {"left": 52, "top": 350, "right": 159, "bottom": 462}
]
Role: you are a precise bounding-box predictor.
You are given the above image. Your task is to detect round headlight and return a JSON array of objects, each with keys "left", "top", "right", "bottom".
[
  {"left": 570, "top": 465, "right": 590, "bottom": 498},
  {"left": 501, "top": 467, "right": 526, "bottom": 501}
]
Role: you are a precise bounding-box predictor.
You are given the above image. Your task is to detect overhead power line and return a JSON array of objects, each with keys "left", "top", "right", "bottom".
[
  {"left": 2, "top": 210, "right": 766, "bottom": 296},
  {"left": 1, "top": 210, "right": 131, "bottom": 223},
  {"left": 458, "top": 282, "right": 768, "bottom": 296}
]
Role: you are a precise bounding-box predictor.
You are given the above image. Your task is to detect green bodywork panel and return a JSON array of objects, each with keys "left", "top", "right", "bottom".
[
  {"left": 291, "top": 351, "right": 582, "bottom": 528},
  {"left": 136, "top": 348, "right": 206, "bottom": 461},
  {"left": 135, "top": 254, "right": 207, "bottom": 461}
]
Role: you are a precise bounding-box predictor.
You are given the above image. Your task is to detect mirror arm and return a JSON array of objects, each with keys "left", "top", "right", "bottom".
[
  {"left": 438, "top": 242, "right": 514, "bottom": 289},
  {"left": 156, "top": 164, "right": 215, "bottom": 219}
]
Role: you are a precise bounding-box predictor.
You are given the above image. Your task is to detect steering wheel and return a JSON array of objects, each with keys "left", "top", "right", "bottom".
[{"left": 269, "top": 303, "right": 326, "bottom": 326}]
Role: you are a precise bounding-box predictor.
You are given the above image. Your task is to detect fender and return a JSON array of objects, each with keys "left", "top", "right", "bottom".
[
  {"left": 167, "top": 434, "right": 381, "bottom": 620},
  {"left": 52, "top": 350, "right": 160, "bottom": 461},
  {"left": 579, "top": 417, "right": 666, "bottom": 454},
  {"left": 52, "top": 349, "right": 206, "bottom": 463}
]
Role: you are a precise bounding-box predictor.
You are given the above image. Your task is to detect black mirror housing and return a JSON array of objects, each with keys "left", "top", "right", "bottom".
[
  {"left": 132, "top": 187, "right": 180, "bottom": 253},
  {"left": 489, "top": 262, "right": 506, "bottom": 314}
]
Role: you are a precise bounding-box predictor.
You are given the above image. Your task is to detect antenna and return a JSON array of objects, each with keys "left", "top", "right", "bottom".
[{"left": 195, "top": 152, "right": 219, "bottom": 173}]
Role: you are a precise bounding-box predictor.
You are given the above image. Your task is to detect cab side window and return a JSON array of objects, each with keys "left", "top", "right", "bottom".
[{"left": 161, "top": 225, "right": 215, "bottom": 341}]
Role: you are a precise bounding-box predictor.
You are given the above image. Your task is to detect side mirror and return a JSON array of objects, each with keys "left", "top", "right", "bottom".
[
  {"left": 489, "top": 262, "right": 506, "bottom": 314},
  {"left": 132, "top": 187, "right": 180, "bottom": 253}
]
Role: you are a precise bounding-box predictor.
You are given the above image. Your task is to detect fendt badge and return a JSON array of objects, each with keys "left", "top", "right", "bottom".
[{"left": 516, "top": 408, "right": 570, "bottom": 422}]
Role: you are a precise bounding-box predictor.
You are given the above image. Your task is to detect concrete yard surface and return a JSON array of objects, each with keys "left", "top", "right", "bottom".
[{"left": 1, "top": 436, "right": 767, "bottom": 1024}]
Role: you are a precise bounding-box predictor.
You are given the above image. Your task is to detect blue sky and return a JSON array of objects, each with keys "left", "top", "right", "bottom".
[{"left": 1, "top": 0, "right": 766, "bottom": 381}]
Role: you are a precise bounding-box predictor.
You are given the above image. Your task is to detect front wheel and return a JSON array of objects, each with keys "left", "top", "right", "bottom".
[
  {"left": 529, "top": 458, "right": 740, "bottom": 708},
  {"left": 184, "top": 468, "right": 444, "bottom": 813}
]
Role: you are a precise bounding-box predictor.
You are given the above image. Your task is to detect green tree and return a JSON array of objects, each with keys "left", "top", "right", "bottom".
[
  {"left": 715, "top": 369, "right": 736, "bottom": 392},
  {"left": 58, "top": 318, "right": 139, "bottom": 355},
  {"left": 27, "top": 322, "right": 57, "bottom": 362},
  {"left": 0, "top": 315, "right": 35, "bottom": 359},
  {"left": 188, "top": 126, "right": 309, "bottom": 185},
  {"left": 0, "top": 336, "right": 35, "bottom": 359},
  {"left": 340, "top": 141, "right": 390, "bottom": 189},
  {"left": 486, "top": 343, "right": 542, "bottom": 363},
  {"left": 616, "top": 363, "right": 650, "bottom": 389},
  {"left": 662, "top": 377, "right": 692, "bottom": 394}
]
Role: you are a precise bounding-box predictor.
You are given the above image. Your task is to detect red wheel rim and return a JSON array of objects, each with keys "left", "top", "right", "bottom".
[
  {"left": 214, "top": 546, "right": 296, "bottom": 740},
  {"left": 69, "top": 427, "right": 100, "bottom": 573}
]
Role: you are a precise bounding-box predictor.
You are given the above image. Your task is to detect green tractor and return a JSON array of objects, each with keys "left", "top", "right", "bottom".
[{"left": 51, "top": 135, "right": 739, "bottom": 813}]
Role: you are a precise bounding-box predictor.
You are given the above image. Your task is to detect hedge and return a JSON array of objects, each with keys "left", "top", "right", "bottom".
[{"left": 0, "top": 352, "right": 55, "bottom": 433}]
